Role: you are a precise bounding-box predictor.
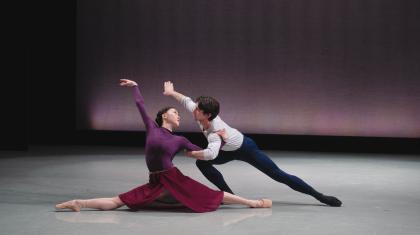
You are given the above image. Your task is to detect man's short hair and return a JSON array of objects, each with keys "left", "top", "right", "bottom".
[{"left": 195, "top": 96, "right": 220, "bottom": 121}]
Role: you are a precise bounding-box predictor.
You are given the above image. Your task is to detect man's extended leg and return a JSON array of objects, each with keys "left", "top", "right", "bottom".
[
  {"left": 196, "top": 152, "right": 236, "bottom": 194},
  {"left": 237, "top": 137, "right": 342, "bottom": 207}
]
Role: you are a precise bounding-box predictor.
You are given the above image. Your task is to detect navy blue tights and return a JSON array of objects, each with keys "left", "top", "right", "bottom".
[{"left": 196, "top": 136, "right": 323, "bottom": 199}]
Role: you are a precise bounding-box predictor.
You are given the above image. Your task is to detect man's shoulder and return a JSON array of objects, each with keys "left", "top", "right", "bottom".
[{"left": 211, "top": 116, "right": 227, "bottom": 127}]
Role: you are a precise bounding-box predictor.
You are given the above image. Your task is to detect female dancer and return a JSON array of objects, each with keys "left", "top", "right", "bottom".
[{"left": 55, "top": 79, "right": 271, "bottom": 213}]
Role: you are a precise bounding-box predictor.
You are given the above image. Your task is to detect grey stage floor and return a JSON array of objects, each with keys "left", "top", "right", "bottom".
[{"left": 1, "top": 145, "right": 419, "bottom": 235}]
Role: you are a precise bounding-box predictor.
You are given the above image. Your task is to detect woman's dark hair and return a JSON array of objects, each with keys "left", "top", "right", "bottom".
[
  {"left": 195, "top": 96, "right": 220, "bottom": 121},
  {"left": 155, "top": 106, "right": 175, "bottom": 127}
]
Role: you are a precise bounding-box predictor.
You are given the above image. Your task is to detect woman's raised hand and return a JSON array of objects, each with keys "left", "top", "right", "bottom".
[{"left": 119, "top": 79, "right": 138, "bottom": 87}]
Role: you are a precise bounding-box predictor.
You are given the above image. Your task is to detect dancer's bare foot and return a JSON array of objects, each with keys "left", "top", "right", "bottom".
[
  {"left": 55, "top": 200, "right": 82, "bottom": 212},
  {"left": 250, "top": 199, "right": 272, "bottom": 208}
]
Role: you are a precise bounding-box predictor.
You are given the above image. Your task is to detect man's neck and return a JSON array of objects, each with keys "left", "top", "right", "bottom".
[{"left": 199, "top": 119, "right": 211, "bottom": 131}]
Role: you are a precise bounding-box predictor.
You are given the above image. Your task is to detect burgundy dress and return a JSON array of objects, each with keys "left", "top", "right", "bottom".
[{"left": 118, "top": 86, "right": 223, "bottom": 213}]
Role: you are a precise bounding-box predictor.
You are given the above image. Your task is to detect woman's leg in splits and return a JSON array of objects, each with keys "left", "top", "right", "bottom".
[
  {"left": 55, "top": 196, "right": 125, "bottom": 212},
  {"left": 55, "top": 190, "right": 183, "bottom": 211},
  {"left": 223, "top": 192, "right": 272, "bottom": 208}
]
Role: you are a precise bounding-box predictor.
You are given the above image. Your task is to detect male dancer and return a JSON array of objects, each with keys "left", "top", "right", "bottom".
[{"left": 163, "top": 81, "right": 342, "bottom": 207}]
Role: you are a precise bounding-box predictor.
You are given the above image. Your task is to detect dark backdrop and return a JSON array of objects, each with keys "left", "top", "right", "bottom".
[
  {"left": 27, "top": 1, "right": 419, "bottom": 152},
  {"left": 77, "top": 0, "right": 419, "bottom": 138}
]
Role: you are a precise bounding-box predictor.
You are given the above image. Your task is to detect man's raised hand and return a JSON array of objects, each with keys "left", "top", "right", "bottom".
[{"left": 163, "top": 81, "right": 175, "bottom": 96}]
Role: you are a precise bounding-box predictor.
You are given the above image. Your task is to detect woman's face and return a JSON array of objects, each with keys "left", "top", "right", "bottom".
[{"left": 163, "top": 108, "right": 180, "bottom": 128}]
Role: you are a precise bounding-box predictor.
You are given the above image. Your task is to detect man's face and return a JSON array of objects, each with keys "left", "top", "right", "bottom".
[{"left": 193, "top": 107, "right": 210, "bottom": 121}]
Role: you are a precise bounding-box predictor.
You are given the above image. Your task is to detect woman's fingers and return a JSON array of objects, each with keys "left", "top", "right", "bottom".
[{"left": 119, "top": 79, "right": 135, "bottom": 86}]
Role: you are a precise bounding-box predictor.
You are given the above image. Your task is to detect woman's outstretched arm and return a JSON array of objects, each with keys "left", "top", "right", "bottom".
[{"left": 120, "top": 79, "right": 156, "bottom": 130}]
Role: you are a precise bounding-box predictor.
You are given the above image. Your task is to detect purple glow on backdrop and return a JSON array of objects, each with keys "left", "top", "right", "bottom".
[{"left": 77, "top": 0, "right": 420, "bottom": 137}]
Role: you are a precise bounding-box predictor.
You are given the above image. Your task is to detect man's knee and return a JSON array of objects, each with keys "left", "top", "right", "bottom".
[{"left": 196, "top": 159, "right": 210, "bottom": 169}]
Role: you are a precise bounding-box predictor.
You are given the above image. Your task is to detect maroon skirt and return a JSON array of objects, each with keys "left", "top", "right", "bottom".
[{"left": 118, "top": 167, "right": 223, "bottom": 213}]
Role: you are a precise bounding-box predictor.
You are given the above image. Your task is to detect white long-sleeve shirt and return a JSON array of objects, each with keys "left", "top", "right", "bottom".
[{"left": 181, "top": 96, "right": 244, "bottom": 160}]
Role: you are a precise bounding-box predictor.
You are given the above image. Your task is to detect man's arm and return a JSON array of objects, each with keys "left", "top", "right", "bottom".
[
  {"left": 163, "top": 81, "right": 185, "bottom": 102},
  {"left": 186, "top": 133, "right": 222, "bottom": 161},
  {"left": 163, "top": 81, "right": 196, "bottom": 112}
]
